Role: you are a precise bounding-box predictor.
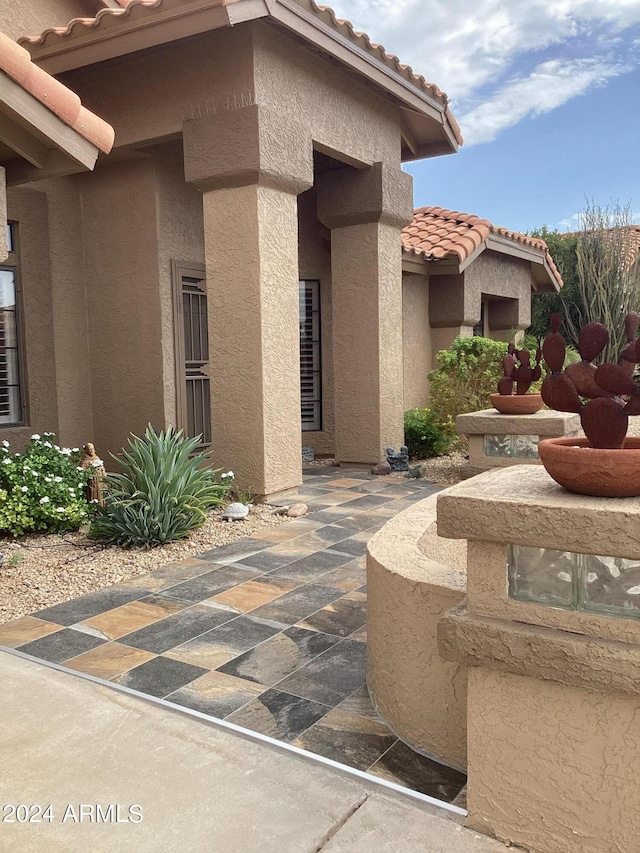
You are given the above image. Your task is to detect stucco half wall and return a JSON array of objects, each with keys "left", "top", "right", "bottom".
[{"left": 366, "top": 493, "right": 468, "bottom": 771}]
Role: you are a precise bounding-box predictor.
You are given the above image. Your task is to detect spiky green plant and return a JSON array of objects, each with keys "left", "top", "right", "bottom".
[{"left": 90, "top": 425, "right": 231, "bottom": 548}]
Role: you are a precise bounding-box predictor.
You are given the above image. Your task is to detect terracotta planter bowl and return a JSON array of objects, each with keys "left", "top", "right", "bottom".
[
  {"left": 538, "top": 436, "right": 640, "bottom": 497},
  {"left": 489, "top": 393, "right": 544, "bottom": 415}
]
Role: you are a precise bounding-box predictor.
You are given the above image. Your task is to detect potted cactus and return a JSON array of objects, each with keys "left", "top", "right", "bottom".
[
  {"left": 538, "top": 312, "right": 640, "bottom": 496},
  {"left": 490, "top": 342, "right": 544, "bottom": 414}
]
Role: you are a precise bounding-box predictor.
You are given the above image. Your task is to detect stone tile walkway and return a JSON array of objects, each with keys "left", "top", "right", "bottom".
[{"left": 0, "top": 467, "right": 466, "bottom": 804}]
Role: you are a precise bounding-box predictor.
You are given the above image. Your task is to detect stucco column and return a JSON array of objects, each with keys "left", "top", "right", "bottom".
[
  {"left": 0, "top": 168, "right": 7, "bottom": 261},
  {"left": 184, "top": 105, "right": 313, "bottom": 495},
  {"left": 317, "top": 163, "right": 413, "bottom": 465}
]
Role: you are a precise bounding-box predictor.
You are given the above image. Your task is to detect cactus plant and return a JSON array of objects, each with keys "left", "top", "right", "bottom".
[
  {"left": 497, "top": 342, "right": 543, "bottom": 396},
  {"left": 541, "top": 312, "right": 640, "bottom": 449}
]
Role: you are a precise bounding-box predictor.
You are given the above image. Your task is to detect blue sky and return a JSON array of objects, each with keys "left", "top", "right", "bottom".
[{"left": 330, "top": 0, "right": 640, "bottom": 233}]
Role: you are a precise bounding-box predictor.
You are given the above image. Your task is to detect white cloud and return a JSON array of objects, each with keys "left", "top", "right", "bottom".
[
  {"left": 329, "top": 0, "right": 640, "bottom": 143},
  {"left": 459, "top": 57, "right": 629, "bottom": 144}
]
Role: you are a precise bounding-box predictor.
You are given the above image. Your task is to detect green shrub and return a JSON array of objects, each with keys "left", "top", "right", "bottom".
[
  {"left": 0, "top": 433, "right": 94, "bottom": 537},
  {"left": 404, "top": 408, "right": 453, "bottom": 459},
  {"left": 429, "top": 336, "right": 508, "bottom": 429},
  {"left": 90, "top": 425, "right": 232, "bottom": 548}
]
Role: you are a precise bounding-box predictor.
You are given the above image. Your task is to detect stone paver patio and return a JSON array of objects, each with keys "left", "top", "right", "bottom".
[{"left": 0, "top": 467, "right": 466, "bottom": 804}]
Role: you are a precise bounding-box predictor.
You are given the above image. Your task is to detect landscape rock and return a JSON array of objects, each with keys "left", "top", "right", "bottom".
[
  {"left": 371, "top": 462, "right": 392, "bottom": 476},
  {"left": 406, "top": 463, "right": 428, "bottom": 479},
  {"left": 287, "top": 503, "right": 309, "bottom": 518}
]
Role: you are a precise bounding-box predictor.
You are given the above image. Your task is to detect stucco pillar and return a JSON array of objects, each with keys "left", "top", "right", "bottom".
[
  {"left": 184, "top": 105, "right": 313, "bottom": 495},
  {"left": 0, "top": 168, "right": 7, "bottom": 261},
  {"left": 317, "top": 163, "right": 413, "bottom": 465}
]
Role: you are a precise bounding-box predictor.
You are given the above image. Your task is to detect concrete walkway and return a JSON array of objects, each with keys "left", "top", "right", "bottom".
[{"left": 0, "top": 651, "right": 508, "bottom": 852}]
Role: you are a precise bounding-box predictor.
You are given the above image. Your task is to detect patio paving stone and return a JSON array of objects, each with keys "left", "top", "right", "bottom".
[
  {"left": 275, "top": 638, "right": 367, "bottom": 706},
  {"left": 296, "top": 591, "right": 367, "bottom": 638},
  {"left": 34, "top": 585, "right": 155, "bottom": 627},
  {"left": 64, "top": 642, "right": 156, "bottom": 679},
  {"left": 9, "top": 467, "right": 465, "bottom": 804},
  {"left": 166, "top": 670, "right": 266, "bottom": 718},
  {"left": 210, "top": 577, "right": 298, "bottom": 613},
  {"left": 218, "top": 626, "right": 340, "bottom": 686},
  {"left": 368, "top": 741, "right": 466, "bottom": 802},
  {"left": 249, "top": 584, "right": 344, "bottom": 625},
  {"left": 160, "top": 565, "right": 261, "bottom": 603},
  {"left": 118, "top": 603, "right": 237, "bottom": 653},
  {"left": 226, "top": 687, "right": 330, "bottom": 742},
  {"left": 18, "top": 627, "right": 106, "bottom": 664},
  {"left": 293, "top": 707, "right": 396, "bottom": 771},
  {"left": 269, "top": 549, "right": 355, "bottom": 583},
  {"left": 0, "top": 615, "right": 62, "bottom": 648},
  {"left": 81, "top": 593, "right": 188, "bottom": 640},
  {"left": 112, "top": 655, "right": 208, "bottom": 698}
]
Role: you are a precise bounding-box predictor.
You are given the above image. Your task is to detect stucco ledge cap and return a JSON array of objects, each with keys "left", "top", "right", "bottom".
[
  {"left": 437, "top": 465, "right": 640, "bottom": 558},
  {"left": 438, "top": 603, "right": 640, "bottom": 697}
]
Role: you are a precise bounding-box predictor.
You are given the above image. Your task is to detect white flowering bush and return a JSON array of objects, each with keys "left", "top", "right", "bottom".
[{"left": 0, "top": 434, "right": 95, "bottom": 536}]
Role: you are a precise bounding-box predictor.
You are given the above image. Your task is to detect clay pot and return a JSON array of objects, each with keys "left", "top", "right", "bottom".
[
  {"left": 538, "top": 436, "right": 640, "bottom": 497},
  {"left": 489, "top": 393, "right": 544, "bottom": 415}
]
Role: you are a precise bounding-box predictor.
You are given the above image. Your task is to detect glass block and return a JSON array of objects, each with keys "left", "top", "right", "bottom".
[
  {"left": 508, "top": 545, "right": 574, "bottom": 609},
  {"left": 511, "top": 434, "right": 539, "bottom": 459},
  {"left": 581, "top": 554, "right": 640, "bottom": 620},
  {"left": 484, "top": 434, "right": 539, "bottom": 459},
  {"left": 484, "top": 434, "right": 512, "bottom": 457}
]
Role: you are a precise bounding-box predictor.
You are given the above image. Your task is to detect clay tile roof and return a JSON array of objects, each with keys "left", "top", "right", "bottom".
[
  {"left": 18, "top": 0, "right": 462, "bottom": 145},
  {"left": 0, "top": 30, "right": 114, "bottom": 154},
  {"left": 403, "top": 206, "right": 563, "bottom": 289}
]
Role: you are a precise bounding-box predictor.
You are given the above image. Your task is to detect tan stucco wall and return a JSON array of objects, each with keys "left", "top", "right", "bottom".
[
  {"left": 39, "top": 174, "right": 94, "bottom": 448},
  {"left": 402, "top": 272, "right": 431, "bottom": 410},
  {"left": 152, "top": 141, "right": 205, "bottom": 429},
  {"left": 79, "top": 158, "right": 166, "bottom": 458},
  {"left": 61, "top": 28, "right": 255, "bottom": 151},
  {"left": 463, "top": 250, "right": 532, "bottom": 333},
  {"left": 252, "top": 23, "right": 400, "bottom": 167},
  {"left": 330, "top": 222, "right": 405, "bottom": 463},
  {"left": 0, "top": 0, "right": 84, "bottom": 42},
  {"left": 465, "top": 667, "right": 640, "bottom": 853},
  {"left": 298, "top": 189, "right": 334, "bottom": 456},
  {"left": 367, "top": 495, "right": 468, "bottom": 770},
  {"left": 0, "top": 168, "right": 6, "bottom": 262},
  {"left": 3, "top": 188, "right": 59, "bottom": 447},
  {"left": 202, "top": 183, "right": 303, "bottom": 494}
]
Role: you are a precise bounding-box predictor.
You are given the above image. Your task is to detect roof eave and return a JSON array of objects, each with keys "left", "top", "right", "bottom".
[
  {"left": 22, "top": 0, "right": 460, "bottom": 156},
  {"left": 0, "top": 71, "right": 103, "bottom": 184}
]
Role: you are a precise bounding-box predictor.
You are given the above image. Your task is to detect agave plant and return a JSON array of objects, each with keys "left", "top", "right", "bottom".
[{"left": 90, "top": 425, "right": 231, "bottom": 548}]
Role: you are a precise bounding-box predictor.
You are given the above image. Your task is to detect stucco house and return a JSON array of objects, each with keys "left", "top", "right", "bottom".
[
  {"left": 1, "top": 0, "right": 560, "bottom": 497},
  {"left": 401, "top": 206, "right": 562, "bottom": 410}
]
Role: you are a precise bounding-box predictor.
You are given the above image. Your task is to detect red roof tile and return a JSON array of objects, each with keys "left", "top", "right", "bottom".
[
  {"left": 403, "top": 206, "right": 563, "bottom": 288},
  {"left": 18, "top": 0, "right": 462, "bottom": 145},
  {"left": 0, "top": 30, "right": 114, "bottom": 154}
]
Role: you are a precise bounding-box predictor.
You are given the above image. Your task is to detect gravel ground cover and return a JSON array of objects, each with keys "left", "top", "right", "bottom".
[{"left": 0, "top": 506, "right": 290, "bottom": 624}]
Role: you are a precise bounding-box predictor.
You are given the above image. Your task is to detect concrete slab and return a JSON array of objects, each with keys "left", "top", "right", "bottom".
[
  {"left": 324, "top": 796, "right": 509, "bottom": 852},
  {"left": 0, "top": 650, "right": 509, "bottom": 852}
]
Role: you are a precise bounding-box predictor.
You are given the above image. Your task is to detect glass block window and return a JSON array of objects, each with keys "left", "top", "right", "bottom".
[
  {"left": 299, "top": 280, "right": 321, "bottom": 432},
  {"left": 0, "top": 225, "right": 23, "bottom": 427},
  {"left": 484, "top": 434, "right": 539, "bottom": 459},
  {"left": 509, "top": 545, "right": 640, "bottom": 621}
]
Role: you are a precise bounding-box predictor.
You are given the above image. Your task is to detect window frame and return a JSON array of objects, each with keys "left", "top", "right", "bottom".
[
  {"left": 171, "top": 260, "right": 211, "bottom": 453},
  {"left": 0, "top": 222, "right": 27, "bottom": 428}
]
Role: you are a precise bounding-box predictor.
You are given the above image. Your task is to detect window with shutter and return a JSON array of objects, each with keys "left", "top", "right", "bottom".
[
  {"left": 299, "top": 280, "right": 322, "bottom": 432},
  {"left": 172, "top": 262, "right": 211, "bottom": 450},
  {"left": 0, "top": 224, "right": 24, "bottom": 426}
]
